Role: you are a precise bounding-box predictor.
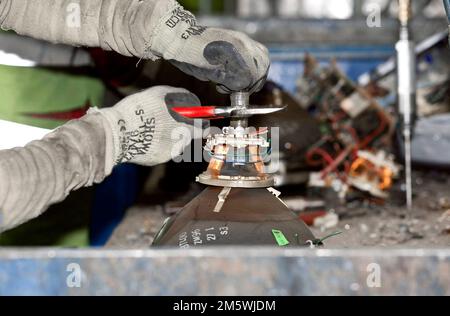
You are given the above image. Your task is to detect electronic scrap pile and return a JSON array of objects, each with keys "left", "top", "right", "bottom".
[{"left": 297, "top": 55, "right": 400, "bottom": 203}]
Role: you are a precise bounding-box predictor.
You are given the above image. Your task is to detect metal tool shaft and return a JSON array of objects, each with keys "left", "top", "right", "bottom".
[
  {"left": 396, "top": 0, "right": 415, "bottom": 210},
  {"left": 230, "top": 92, "right": 250, "bottom": 128}
]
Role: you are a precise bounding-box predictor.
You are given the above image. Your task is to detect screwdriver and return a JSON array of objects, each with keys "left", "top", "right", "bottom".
[
  {"left": 396, "top": 0, "right": 416, "bottom": 210},
  {"left": 171, "top": 105, "right": 286, "bottom": 120}
]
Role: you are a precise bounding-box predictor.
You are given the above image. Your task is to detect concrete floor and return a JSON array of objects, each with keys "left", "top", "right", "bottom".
[{"left": 311, "top": 170, "right": 450, "bottom": 248}]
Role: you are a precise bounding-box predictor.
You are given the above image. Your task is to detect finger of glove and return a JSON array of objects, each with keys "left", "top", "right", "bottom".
[{"left": 164, "top": 90, "right": 210, "bottom": 131}]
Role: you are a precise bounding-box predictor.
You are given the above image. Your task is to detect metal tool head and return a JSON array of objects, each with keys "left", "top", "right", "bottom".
[
  {"left": 197, "top": 91, "right": 281, "bottom": 189},
  {"left": 227, "top": 106, "right": 286, "bottom": 118}
]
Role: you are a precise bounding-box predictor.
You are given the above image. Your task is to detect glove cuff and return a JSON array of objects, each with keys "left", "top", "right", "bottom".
[
  {"left": 81, "top": 108, "right": 116, "bottom": 177},
  {"left": 148, "top": 1, "right": 206, "bottom": 60},
  {"left": 88, "top": 107, "right": 121, "bottom": 175}
]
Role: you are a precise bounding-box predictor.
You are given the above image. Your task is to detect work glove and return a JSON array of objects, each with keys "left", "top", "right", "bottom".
[
  {"left": 148, "top": 2, "right": 270, "bottom": 93},
  {"left": 0, "top": 0, "right": 270, "bottom": 93},
  {"left": 97, "top": 86, "right": 205, "bottom": 172},
  {"left": 0, "top": 86, "right": 205, "bottom": 233}
]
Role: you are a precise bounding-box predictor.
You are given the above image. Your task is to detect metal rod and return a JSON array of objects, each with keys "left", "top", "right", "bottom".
[
  {"left": 396, "top": 0, "right": 416, "bottom": 211},
  {"left": 404, "top": 126, "right": 413, "bottom": 209},
  {"left": 230, "top": 92, "right": 250, "bottom": 128}
]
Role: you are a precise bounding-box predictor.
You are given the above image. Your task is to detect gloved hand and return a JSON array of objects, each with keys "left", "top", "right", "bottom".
[
  {"left": 0, "top": 0, "right": 270, "bottom": 93},
  {"left": 97, "top": 86, "right": 206, "bottom": 172},
  {"left": 0, "top": 86, "right": 205, "bottom": 232},
  {"left": 154, "top": 25, "right": 270, "bottom": 94},
  {"left": 147, "top": 2, "right": 270, "bottom": 93}
]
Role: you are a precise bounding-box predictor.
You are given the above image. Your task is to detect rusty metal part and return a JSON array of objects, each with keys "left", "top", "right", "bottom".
[
  {"left": 348, "top": 151, "right": 400, "bottom": 198},
  {"left": 350, "top": 159, "right": 393, "bottom": 190}
]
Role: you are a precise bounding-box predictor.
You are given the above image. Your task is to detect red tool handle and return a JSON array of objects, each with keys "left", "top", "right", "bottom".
[{"left": 171, "top": 106, "right": 218, "bottom": 119}]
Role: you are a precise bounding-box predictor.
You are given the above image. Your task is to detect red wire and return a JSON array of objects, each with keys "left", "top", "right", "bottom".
[
  {"left": 305, "top": 110, "right": 388, "bottom": 185},
  {"left": 358, "top": 111, "right": 388, "bottom": 149},
  {"left": 306, "top": 147, "right": 335, "bottom": 167},
  {"left": 320, "top": 146, "right": 353, "bottom": 181}
]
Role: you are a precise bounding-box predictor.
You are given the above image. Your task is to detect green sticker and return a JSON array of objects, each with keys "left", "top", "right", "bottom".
[{"left": 272, "top": 229, "right": 290, "bottom": 247}]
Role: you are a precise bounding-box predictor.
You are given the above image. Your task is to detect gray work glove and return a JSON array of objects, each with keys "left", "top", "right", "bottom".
[
  {"left": 0, "top": 0, "right": 270, "bottom": 93},
  {"left": 148, "top": 2, "right": 270, "bottom": 93},
  {"left": 97, "top": 86, "right": 205, "bottom": 172},
  {"left": 0, "top": 86, "right": 205, "bottom": 233}
]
